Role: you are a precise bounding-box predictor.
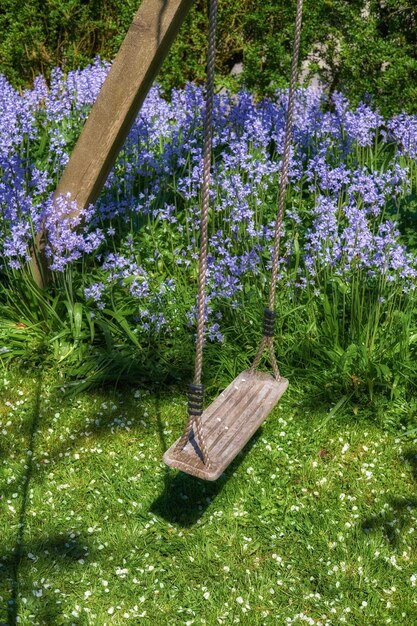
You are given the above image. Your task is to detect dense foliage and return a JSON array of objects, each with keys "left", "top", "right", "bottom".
[
  {"left": 0, "top": 61, "right": 416, "bottom": 405},
  {"left": 1, "top": 0, "right": 417, "bottom": 116}
]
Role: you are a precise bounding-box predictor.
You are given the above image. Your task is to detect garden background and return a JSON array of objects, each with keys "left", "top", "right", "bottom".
[
  {"left": 1, "top": 0, "right": 417, "bottom": 116},
  {"left": 1, "top": 1, "right": 417, "bottom": 624}
]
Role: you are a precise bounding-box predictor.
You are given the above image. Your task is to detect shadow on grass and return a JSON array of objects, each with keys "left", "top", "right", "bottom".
[
  {"left": 0, "top": 535, "right": 93, "bottom": 625},
  {"left": 0, "top": 369, "right": 96, "bottom": 624},
  {"left": 2, "top": 371, "right": 43, "bottom": 625},
  {"left": 1, "top": 362, "right": 208, "bottom": 508},
  {"left": 151, "top": 391, "right": 261, "bottom": 527},
  {"left": 0, "top": 377, "right": 158, "bottom": 503},
  {"left": 361, "top": 448, "right": 417, "bottom": 547}
]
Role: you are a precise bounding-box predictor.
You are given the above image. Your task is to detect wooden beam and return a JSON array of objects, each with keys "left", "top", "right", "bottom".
[{"left": 31, "top": 0, "right": 195, "bottom": 287}]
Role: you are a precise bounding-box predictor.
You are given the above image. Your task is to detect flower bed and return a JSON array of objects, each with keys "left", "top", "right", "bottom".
[{"left": 0, "top": 60, "right": 416, "bottom": 399}]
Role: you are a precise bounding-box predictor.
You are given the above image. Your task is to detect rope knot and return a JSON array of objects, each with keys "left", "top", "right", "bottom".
[
  {"left": 263, "top": 308, "right": 276, "bottom": 337},
  {"left": 188, "top": 384, "right": 204, "bottom": 417}
]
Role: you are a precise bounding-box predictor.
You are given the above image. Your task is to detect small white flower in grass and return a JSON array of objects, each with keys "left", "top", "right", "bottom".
[
  {"left": 108, "top": 607, "right": 115, "bottom": 615},
  {"left": 203, "top": 592, "right": 210, "bottom": 599},
  {"left": 102, "top": 580, "right": 108, "bottom": 587},
  {"left": 236, "top": 597, "right": 244, "bottom": 604},
  {"left": 116, "top": 567, "right": 128, "bottom": 577},
  {"left": 387, "top": 555, "right": 401, "bottom": 570},
  {"left": 84, "top": 590, "right": 92, "bottom": 600},
  {"left": 411, "top": 574, "right": 417, "bottom": 587},
  {"left": 32, "top": 589, "right": 42, "bottom": 597},
  {"left": 341, "top": 443, "right": 349, "bottom": 454},
  {"left": 223, "top": 566, "right": 230, "bottom": 572}
]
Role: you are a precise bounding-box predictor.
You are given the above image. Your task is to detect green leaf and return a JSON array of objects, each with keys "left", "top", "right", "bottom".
[{"left": 73, "top": 302, "right": 83, "bottom": 340}]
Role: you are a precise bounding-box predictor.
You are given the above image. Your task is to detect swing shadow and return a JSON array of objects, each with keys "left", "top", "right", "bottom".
[{"left": 151, "top": 391, "right": 261, "bottom": 527}]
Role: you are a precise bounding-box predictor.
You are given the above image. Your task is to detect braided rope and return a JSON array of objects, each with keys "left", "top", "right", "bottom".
[
  {"left": 174, "top": 0, "right": 218, "bottom": 467},
  {"left": 193, "top": 0, "right": 217, "bottom": 392},
  {"left": 250, "top": 336, "right": 280, "bottom": 379},
  {"left": 251, "top": 0, "right": 304, "bottom": 378},
  {"left": 250, "top": 336, "right": 267, "bottom": 373}
]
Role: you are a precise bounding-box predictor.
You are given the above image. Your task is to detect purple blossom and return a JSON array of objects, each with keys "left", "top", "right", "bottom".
[
  {"left": 387, "top": 113, "right": 417, "bottom": 158},
  {"left": 84, "top": 282, "right": 106, "bottom": 309}
]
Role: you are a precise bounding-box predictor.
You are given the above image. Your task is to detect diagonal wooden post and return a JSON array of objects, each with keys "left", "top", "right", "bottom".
[{"left": 31, "top": 0, "right": 195, "bottom": 288}]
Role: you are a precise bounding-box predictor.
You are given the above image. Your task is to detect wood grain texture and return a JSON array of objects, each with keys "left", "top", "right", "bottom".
[
  {"left": 54, "top": 0, "right": 195, "bottom": 217},
  {"left": 163, "top": 369, "right": 289, "bottom": 480}
]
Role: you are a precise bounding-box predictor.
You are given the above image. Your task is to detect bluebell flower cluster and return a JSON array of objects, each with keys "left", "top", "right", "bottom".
[{"left": 1, "top": 60, "right": 416, "bottom": 341}]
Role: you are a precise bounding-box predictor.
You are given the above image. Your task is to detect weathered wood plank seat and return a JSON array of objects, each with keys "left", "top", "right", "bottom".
[{"left": 164, "top": 370, "right": 288, "bottom": 480}]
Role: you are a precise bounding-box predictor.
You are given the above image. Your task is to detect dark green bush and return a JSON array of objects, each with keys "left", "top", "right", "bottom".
[{"left": 1, "top": 0, "right": 417, "bottom": 115}]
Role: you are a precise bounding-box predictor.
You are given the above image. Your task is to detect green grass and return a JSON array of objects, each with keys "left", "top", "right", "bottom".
[{"left": 1, "top": 367, "right": 417, "bottom": 625}]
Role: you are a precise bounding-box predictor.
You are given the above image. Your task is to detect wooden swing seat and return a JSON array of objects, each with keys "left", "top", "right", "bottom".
[{"left": 163, "top": 369, "right": 288, "bottom": 480}]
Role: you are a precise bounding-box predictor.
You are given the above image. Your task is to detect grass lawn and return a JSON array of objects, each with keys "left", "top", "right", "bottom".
[{"left": 1, "top": 367, "right": 417, "bottom": 625}]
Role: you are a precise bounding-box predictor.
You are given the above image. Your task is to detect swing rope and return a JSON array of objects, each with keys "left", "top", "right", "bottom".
[
  {"left": 174, "top": 0, "right": 304, "bottom": 468},
  {"left": 174, "top": 0, "right": 218, "bottom": 468},
  {"left": 250, "top": 0, "right": 304, "bottom": 378}
]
